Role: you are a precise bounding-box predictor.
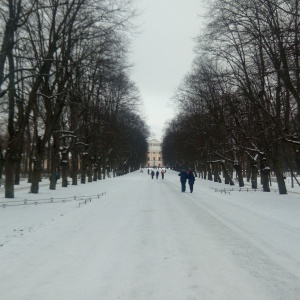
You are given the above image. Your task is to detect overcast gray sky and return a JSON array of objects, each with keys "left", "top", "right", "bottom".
[{"left": 129, "top": 0, "right": 207, "bottom": 141}]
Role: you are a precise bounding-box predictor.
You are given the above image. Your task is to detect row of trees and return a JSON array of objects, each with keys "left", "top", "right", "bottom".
[
  {"left": 162, "top": 0, "right": 300, "bottom": 194},
  {"left": 0, "top": 0, "right": 149, "bottom": 198}
]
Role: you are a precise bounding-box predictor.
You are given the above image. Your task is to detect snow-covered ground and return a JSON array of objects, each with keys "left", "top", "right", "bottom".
[{"left": 0, "top": 170, "right": 300, "bottom": 300}]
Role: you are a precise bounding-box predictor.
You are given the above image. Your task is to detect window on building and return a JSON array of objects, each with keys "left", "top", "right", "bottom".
[
  {"left": 153, "top": 157, "right": 155, "bottom": 160},
  {"left": 159, "top": 157, "right": 161, "bottom": 161},
  {"left": 148, "top": 157, "right": 150, "bottom": 161}
]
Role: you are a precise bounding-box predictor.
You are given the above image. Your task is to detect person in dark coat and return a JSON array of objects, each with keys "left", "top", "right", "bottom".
[
  {"left": 151, "top": 170, "right": 155, "bottom": 179},
  {"left": 156, "top": 170, "right": 159, "bottom": 179},
  {"left": 187, "top": 170, "right": 195, "bottom": 193},
  {"left": 178, "top": 170, "right": 188, "bottom": 192}
]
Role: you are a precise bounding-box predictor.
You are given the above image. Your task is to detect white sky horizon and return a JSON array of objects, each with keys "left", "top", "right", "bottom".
[{"left": 129, "top": 0, "right": 207, "bottom": 141}]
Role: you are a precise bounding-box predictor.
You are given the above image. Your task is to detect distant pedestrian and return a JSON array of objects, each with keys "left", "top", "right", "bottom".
[
  {"left": 178, "top": 170, "right": 188, "bottom": 192},
  {"left": 148, "top": 168, "right": 150, "bottom": 175},
  {"left": 161, "top": 169, "right": 165, "bottom": 179},
  {"left": 151, "top": 170, "right": 155, "bottom": 179},
  {"left": 188, "top": 170, "right": 195, "bottom": 193},
  {"left": 156, "top": 170, "right": 159, "bottom": 179}
]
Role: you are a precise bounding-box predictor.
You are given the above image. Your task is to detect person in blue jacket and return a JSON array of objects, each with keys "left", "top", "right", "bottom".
[
  {"left": 178, "top": 170, "right": 188, "bottom": 192},
  {"left": 187, "top": 170, "right": 195, "bottom": 193}
]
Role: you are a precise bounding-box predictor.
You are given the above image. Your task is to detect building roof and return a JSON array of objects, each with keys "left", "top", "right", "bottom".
[{"left": 148, "top": 138, "right": 161, "bottom": 143}]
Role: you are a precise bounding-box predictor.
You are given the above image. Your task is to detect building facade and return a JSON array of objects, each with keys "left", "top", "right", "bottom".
[{"left": 146, "top": 139, "right": 163, "bottom": 168}]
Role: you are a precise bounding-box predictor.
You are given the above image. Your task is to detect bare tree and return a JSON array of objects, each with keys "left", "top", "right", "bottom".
[{"left": 1, "top": 0, "right": 139, "bottom": 197}]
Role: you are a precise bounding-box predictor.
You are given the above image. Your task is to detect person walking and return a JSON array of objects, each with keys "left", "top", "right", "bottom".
[
  {"left": 188, "top": 170, "right": 195, "bottom": 193},
  {"left": 161, "top": 169, "right": 165, "bottom": 179},
  {"left": 178, "top": 170, "right": 188, "bottom": 192},
  {"left": 151, "top": 170, "right": 155, "bottom": 179},
  {"left": 156, "top": 170, "right": 159, "bottom": 179}
]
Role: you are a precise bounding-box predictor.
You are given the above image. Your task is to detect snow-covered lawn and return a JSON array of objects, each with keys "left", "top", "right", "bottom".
[{"left": 0, "top": 170, "right": 300, "bottom": 300}]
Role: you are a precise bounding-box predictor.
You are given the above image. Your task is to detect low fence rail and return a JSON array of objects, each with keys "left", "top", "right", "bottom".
[
  {"left": 0, "top": 192, "right": 106, "bottom": 208},
  {"left": 209, "top": 187, "right": 279, "bottom": 194}
]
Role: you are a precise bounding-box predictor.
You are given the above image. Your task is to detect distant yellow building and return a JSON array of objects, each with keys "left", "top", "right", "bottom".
[{"left": 147, "top": 139, "right": 163, "bottom": 167}]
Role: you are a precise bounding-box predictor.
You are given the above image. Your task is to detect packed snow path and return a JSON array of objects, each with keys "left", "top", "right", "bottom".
[{"left": 1, "top": 170, "right": 300, "bottom": 300}]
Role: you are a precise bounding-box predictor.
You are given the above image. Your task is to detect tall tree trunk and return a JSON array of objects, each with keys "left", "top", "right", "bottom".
[
  {"left": 27, "top": 152, "right": 33, "bottom": 183},
  {"left": 251, "top": 160, "right": 258, "bottom": 189},
  {"left": 203, "top": 163, "right": 206, "bottom": 179},
  {"left": 246, "top": 158, "right": 251, "bottom": 182},
  {"left": 30, "top": 136, "right": 43, "bottom": 194},
  {"left": 102, "top": 156, "right": 107, "bottom": 179},
  {"left": 97, "top": 161, "right": 102, "bottom": 180},
  {"left": 71, "top": 148, "right": 78, "bottom": 185},
  {"left": 31, "top": 159, "right": 41, "bottom": 194},
  {"left": 4, "top": 145, "right": 17, "bottom": 198},
  {"left": 233, "top": 162, "right": 244, "bottom": 187},
  {"left": 81, "top": 153, "right": 88, "bottom": 184},
  {"left": 49, "top": 133, "right": 59, "bottom": 190},
  {"left": 274, "top": 165, "right": 287, "bottom": 194},
  {"left": 49, "top": 158, "right": 58, "bottom": 190},
  {"left": 213, "top": 164, "right": 219, "bottom": 182},
  {"left": 14, "top": 159, "right": 21, "bottom": 185},
  {"left": 221, "top": 161, "right": 234, "bottom": 185},
  {"left": 213, "top": 163, "right": 222, "bottom": 183},
  {"left": 260, "top": 158, "right": 270, "bottom": 192},
  {"left": 272, "top": 152, "right": 287, "bottom": 194},
  {"left": 61, "top": 148, "right": 69, "bottom": 187},
  {"left": 261, "top": 169, "right": 270, "bottom": 192},
  {"left": 207, "top": 162, "right": 212, "bottom": 181},
  {"left": 87, "top": 157, "right": 93, "bottom": 182},
  {"left": 14, "top": 139, "right": 23, "bottom": 185},
  {"left": 4, "top": 24, "right": 18, "bottom": 198},
  {"left": 93, "top": 158, "right": 98, "bottom": 181},
  {"left": 274, "top": 142, "right": 287, "bottom": 194},
  {"left": 61, "top": 161, "right": 68, "bottom": 187},
  {"left": 0, "top": 144, "right": 4, "bottom": 179}
]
